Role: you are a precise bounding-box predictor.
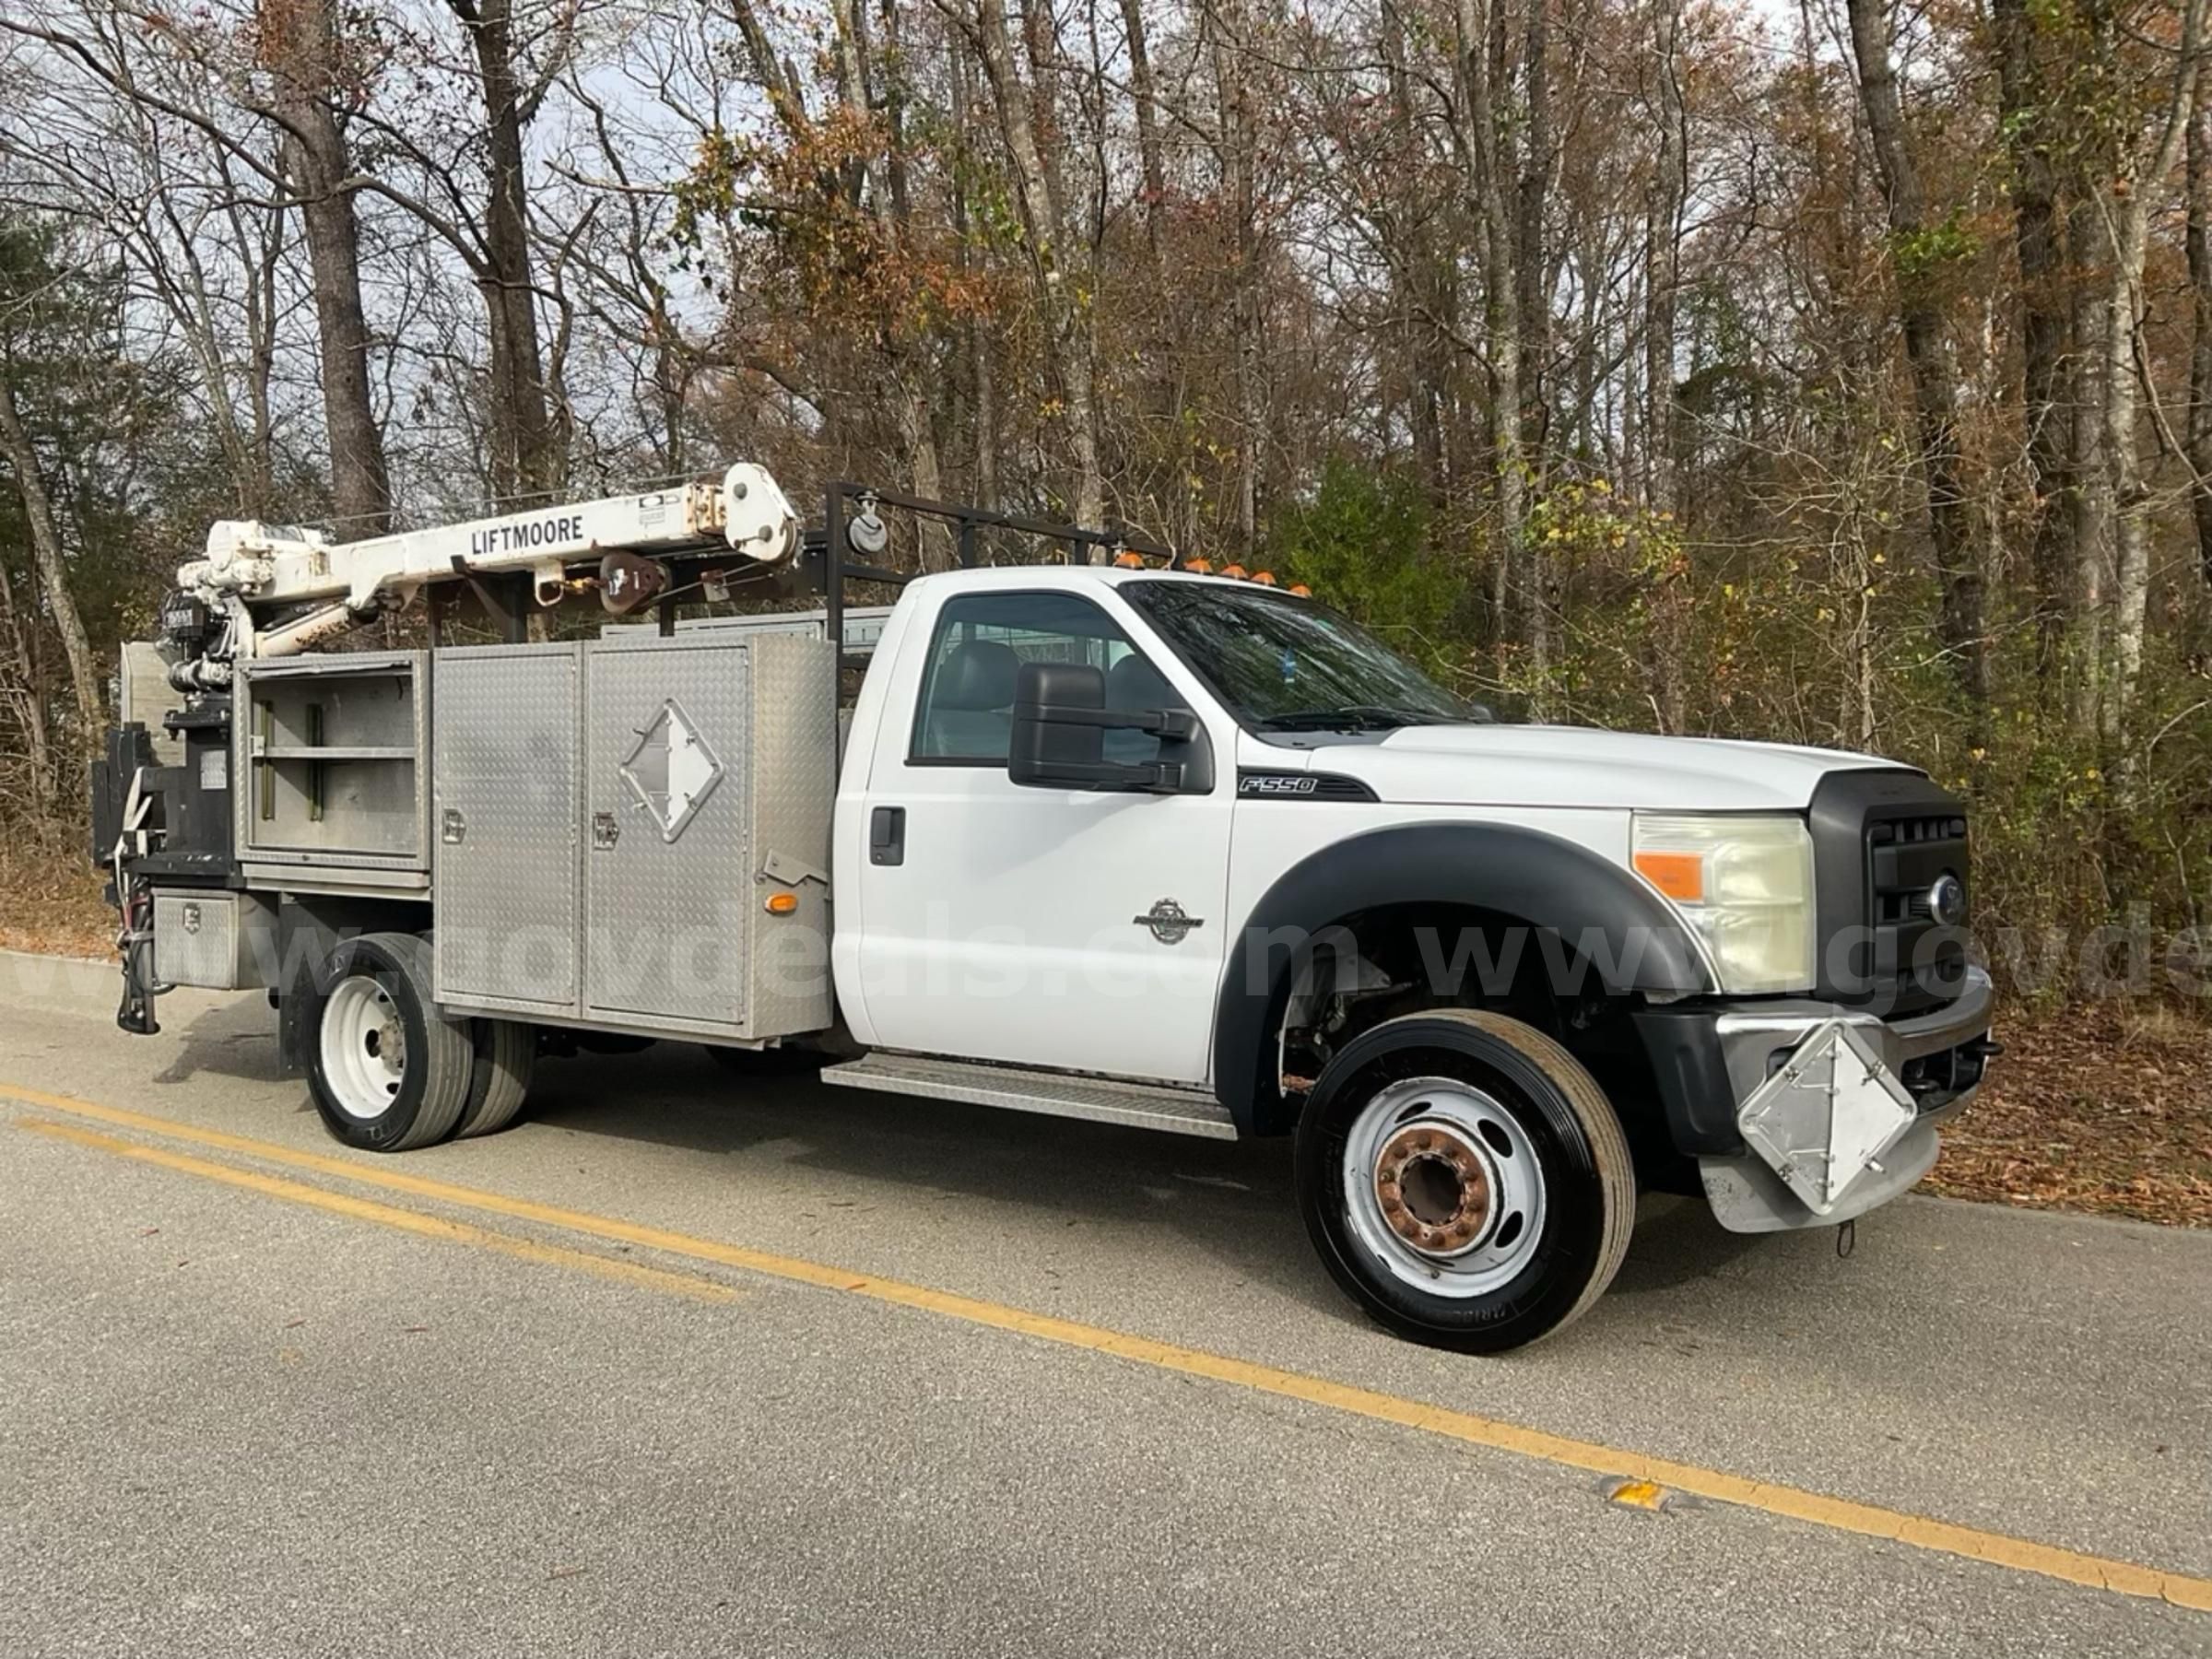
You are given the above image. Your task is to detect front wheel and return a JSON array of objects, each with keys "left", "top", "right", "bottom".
[{"left": 1295, "top": 1008, "right": 1635, "bottom": 1353}]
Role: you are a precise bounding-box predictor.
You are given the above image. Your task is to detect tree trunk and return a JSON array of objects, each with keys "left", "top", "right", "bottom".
[
  {"left": 1210, "top": 0, "right": 1262, "bottom": 558},
  {"left": 1453, "top": 0, "right": 1528, "bottom": 693},
  {"left": 836, "top": 0, "right": 949, "bottom": 564},
  {"left": 0, "top": 376, "right": 102, "bottom": 736},
  {"left": 452, "top": 0, "right": 559, "bottom": 503},
  {"left": 1991, "top": 0, "right": 2075, "bottom": 674},
  {"left": 261, "top": 0, "right": 393, "bottom": 533},
  {"left": 1118, "top": 0, "right": 1169, "bottom": 256},
  {"left": 969, "top": 0, "right": 1104, "bottom": 532},
  {"left": 949, "top": 36, "right": 999, "bottom": 510},
  {"left": 0, "top": 549, "right": 53, "bottom": 817},
  {"left": 2069, "top": 187, "right": 2113, "bottom": 733},
  {"left": 2188, "top": 102, "right": 2212, "bottom": 590},
  {"left": 1644, "top": 0, "right": 1684, "bottom": 521},
  {"left": 1514, "top": 0, "right": 1550, "bottom": 471},
  {"left": 290, "top": 147, "right": 393, "bottom": 530},
  {"left": 1845, "top": 0, "right": 1984, "bottom": 703},
  {"left": 2099, "top": 0, "right": 2204, "bottom": 733}
]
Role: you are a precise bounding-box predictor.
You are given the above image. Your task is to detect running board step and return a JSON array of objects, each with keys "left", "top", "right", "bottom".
[{"left": 819, "top": 1053, "right": 1238, "bottom": 1139}]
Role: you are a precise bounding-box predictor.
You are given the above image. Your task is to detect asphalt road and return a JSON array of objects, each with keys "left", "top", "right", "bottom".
[{"left": 3, "top": 948, "right": 2208, "bottom": 1658}]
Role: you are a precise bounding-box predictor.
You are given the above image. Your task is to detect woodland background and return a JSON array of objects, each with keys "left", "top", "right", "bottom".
[
  {"left": 4, "top": 0, "right": 2212, "bottom": 1218},
  {"left": 5, "top": 0, "right": 2212, "bottom": 988}
]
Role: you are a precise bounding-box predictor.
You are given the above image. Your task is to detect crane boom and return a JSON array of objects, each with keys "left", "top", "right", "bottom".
[{"left": 170, "top": 463, "right": 798, "bottom": 672}]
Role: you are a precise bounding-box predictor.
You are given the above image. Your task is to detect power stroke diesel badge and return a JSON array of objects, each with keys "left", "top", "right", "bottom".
[{"left": 1135, "top": 899, "right": 1204, "bottom": 945}]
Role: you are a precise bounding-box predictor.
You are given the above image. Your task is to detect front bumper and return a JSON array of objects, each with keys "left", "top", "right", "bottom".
[{"left": 1636, "top": 967, "right": 1995, "bottom": 1234}]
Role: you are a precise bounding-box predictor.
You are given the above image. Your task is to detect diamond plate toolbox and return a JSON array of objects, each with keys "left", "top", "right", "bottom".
[
  {"left": 154, "top": 889, "right": 277, "bottom": 991},
  {"left": 430, "top": 632, "right": 834, "bottom": 1040}
]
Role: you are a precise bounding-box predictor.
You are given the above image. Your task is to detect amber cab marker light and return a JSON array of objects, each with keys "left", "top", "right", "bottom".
[
  {"left": 1251, "top": 571, "right": 1278, "bottom": 586},
  {"left": 1183, "top": 558, "right": 1214, "bottom": 574},
  {"left": 1631, "top": 850, "right": 1704, "bottom": 904},
  {"left": 764, "top": 891, "right": 799, "bottom": 915},
  {"left": 1112, "top": 550, "right": 1146, "bottom": 569},
  {"left": 1220, "top": 563, "right": 1250, "bottom": 580},
  {"left": 1288, "top": 582, "right": 1312, "bottom": 597}
]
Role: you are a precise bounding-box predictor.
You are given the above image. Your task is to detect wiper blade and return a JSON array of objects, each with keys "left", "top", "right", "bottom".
[{"left": 1256, "top": 704, "right": 1442, "bottom": 732}]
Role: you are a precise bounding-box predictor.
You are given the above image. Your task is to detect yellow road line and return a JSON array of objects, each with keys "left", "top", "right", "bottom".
[
  {"left": 10, "top": 1117, "right": 737, "bottom": 1306},
  {"left": 4, "top": 1080, "right": 2207, "bottom": 1613}
]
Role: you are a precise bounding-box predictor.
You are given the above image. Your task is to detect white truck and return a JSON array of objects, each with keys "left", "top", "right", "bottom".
[{"left": 92, "top": 469, "right": 1996, "bottom": 1351}]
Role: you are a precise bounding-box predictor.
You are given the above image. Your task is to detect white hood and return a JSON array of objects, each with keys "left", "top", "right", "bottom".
[{"left": 1306, "top": 724, "right": 1901, "bottom": 812}]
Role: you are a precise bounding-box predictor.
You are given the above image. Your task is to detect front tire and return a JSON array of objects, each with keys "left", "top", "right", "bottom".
[
  {"left": 306, "top": 933, "right": 473, "bottom": 1152},
  {"left": 1295, "top": 1008, "right": 1635, "bottom": 1353}
]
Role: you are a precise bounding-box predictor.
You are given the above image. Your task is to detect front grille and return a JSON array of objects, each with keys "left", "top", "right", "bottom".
[
  {"left": 1866, "top": 812, "right": 1970, "bottom": 1015},
  {"left": 1807, "top": 770, "right": 1972, "bottom": 1015}
]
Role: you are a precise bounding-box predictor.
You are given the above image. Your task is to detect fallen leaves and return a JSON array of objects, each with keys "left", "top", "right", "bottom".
[
  {"left": 1927, "top": 1003, "right": 2212, "bottom": 1228},
  {"left": 0, "top": 853, "right": 112, "bottom": 959}
]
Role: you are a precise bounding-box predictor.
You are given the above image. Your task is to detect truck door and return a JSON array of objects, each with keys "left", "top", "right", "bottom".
[{"left": 850, "top": 585, "right": 1232, "bottom": 1085}]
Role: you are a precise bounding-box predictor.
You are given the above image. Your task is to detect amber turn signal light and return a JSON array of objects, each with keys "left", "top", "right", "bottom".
[{"left": 1631, "top": 850, "right": 1704, "bottom": 903}]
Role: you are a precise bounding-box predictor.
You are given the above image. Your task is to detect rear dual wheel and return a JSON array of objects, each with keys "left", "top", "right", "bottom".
[
  {"left": 1296, "top": 1008, "right": 1636, "bottom": 1353},
  {"left": 307, "top": 932, "right": 534, "bottom": 1151}
]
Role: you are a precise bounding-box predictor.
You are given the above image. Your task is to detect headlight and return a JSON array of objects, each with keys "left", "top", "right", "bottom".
[{"left": 1631, "top": 814, "right": 1816, "bottom": 994}]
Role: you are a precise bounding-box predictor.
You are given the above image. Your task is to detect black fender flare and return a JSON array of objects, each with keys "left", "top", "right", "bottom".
[{"left": 1209, "top": 821, "right": 1714, "bottom": 1134}]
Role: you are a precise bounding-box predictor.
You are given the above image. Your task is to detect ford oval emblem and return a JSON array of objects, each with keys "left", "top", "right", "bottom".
[{"left": 1927, "top": 873, "right": 1966, "bottom": 927}]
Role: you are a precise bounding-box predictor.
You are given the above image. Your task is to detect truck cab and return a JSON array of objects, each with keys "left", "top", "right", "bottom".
[{"left": 92, "top": 474, "right": 1995, "bottom": 1353}]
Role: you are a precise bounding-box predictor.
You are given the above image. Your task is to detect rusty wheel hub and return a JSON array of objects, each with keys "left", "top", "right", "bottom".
[
  {"left": 1372, "top": 1123, "right": 1496, "bottom": 1256},
  {"left": 1341, "top": 1077, "right": 1548, "bottom": 1298}
]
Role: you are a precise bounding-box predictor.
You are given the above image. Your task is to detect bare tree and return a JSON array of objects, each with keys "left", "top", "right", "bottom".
[
  {"left": 0, "top": 379, "right": 101, "bottom": 735},
  {"left": 2094, "top": 0, "right": 2206, "bottom": 732},
  {"left": 955, "top": 0, "right": 1105, "bottom": 532},
  {"left": 1452, "top": 0, "right": 1531, "bottom": 685},
  {"left": 1991, "top": 0, "right": 2076, "bottom": 675},
  {"left": 261, "top": 0, "right": 393, "bottom": 530},
  {"left": 2189, "top": 99, "right": 2212, "bottom": 590},
  {"left": 1845, "top": 0, "right": 1984, "bottom": 702}
]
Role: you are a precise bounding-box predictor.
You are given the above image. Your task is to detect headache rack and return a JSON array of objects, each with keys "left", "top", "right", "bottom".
[{"left": 811, "top": 482, "right": 1182, "bottom": 665}]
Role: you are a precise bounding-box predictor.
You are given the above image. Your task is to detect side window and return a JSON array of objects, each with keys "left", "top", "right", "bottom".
[{"left": 909, "top": 591, "right": 1182, "bottom": 764}]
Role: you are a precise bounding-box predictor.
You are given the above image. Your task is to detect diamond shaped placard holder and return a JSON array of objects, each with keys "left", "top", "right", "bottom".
[
  {"left": 619, "top": 699, "right": 725, "bottom": 843},
  {"left": 1735, "top": 1021, "right": 1918, "bottom": 1216}
]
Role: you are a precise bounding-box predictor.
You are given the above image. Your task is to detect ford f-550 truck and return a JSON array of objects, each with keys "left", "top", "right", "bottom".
[{"left": 91, "top": 470, "right": 1996, "bottom": 1351}]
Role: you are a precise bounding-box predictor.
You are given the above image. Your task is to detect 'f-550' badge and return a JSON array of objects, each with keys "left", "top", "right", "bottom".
[{"left": 1135, "top": 899, "right": 1204, "bottom": 945}]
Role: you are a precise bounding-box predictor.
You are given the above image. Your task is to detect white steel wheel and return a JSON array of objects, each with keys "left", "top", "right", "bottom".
[
  {"left": 322, "top": 976, "right": 409, "bottom": 1118},
  {"left": 1339, "top": 1076, "right": 1550, "bottom": 1301},
  {"left": 305, "top": 933, "right": 472, "bottom": 1152},
  {"left": 1296, "top": 1008, "right": 1636, "bottom": 1353}
]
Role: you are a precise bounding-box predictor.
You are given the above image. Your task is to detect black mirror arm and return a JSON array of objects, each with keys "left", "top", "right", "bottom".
[
  {"left": 1023, "top": 758, "right": 1186, "bottom": 794},
  {"left": 1012, "top": 702, "right": 1197, "bottom": 740}
]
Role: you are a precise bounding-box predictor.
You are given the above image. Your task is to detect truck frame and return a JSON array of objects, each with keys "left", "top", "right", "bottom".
[{"left": 91, "top": 465, "right": 1998, "bottom": 1351}]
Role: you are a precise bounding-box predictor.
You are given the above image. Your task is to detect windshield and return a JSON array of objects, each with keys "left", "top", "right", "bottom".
[{"left": 1123, "top": 579, "right": 1485, "bottom": 730}]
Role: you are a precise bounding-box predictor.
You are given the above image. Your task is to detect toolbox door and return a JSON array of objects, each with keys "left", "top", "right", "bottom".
[
  {"left": 432, "top": 644, "right": 582, "bottom": 1015},
  {"left": 582, "top": 638, "right": 752, "bottom": 1030}
]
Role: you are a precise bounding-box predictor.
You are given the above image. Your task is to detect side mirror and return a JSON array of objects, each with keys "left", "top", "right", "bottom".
[{"left": 1008, "top": 661, "right": 1212, "bottom": 794}]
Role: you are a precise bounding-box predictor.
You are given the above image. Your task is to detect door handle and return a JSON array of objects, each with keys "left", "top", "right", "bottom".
[{"left": 869, "top": 806, "right": 906, "bottom": 866}]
